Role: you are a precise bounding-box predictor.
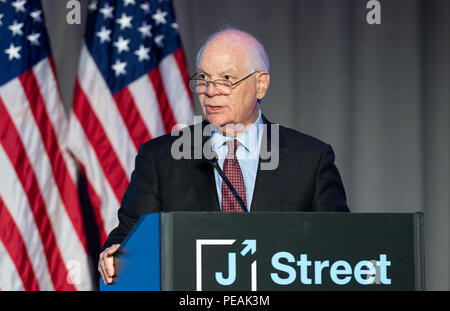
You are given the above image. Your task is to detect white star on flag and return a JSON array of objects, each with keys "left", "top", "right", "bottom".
[
  {"left": 0, "top": 13, "right": 3, "bottom": 27},
  {"left": 154, "top": 34, "right": 164, "bottom": 47},
  {"left": 11, "top": 0, "right": 26, "bottom": 13},
  {"left": 8, "top": 20, "right": 24, "bottom": 37},
  {"left": 4, "top": 43, "right": 22, "bottom": 60},
  {"left": 30, "top": 10, "right": 42, "bottom": 22},
  {"left": 27, "top": 32, "right": 41, "bottom": 45},
  {"left": 116, "top": 13, "right": 133, "bottom": 30},
  {"left": 134, "top": 44, "right": 150, "bottom": 62},
  {"left": 140, "top": 2, "right": 151, "bottom": 14},
  {"left": 100, "top": 3, "right": 114, "bottom": 19},
  {"left": 113, "top": 36, "right": 130, "bottom": 53},
  {"left": 88, "top": 0, "right": 98, "bottom": 11},
  {"left": 96, "top": 26, "right": 111, "bottom": 43},
  {"left": 111, "top": 59, "right": 127, "bottom": 76},
  {"left": 138, "top": 22, "right": 152, "bottom": 38},
  {"left": 152, "top": 9, "right": 167, "bottom": 25}
]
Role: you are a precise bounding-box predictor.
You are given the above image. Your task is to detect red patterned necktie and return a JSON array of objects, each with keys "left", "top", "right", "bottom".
[{"left": 221, "top": 139, "right": 247, "bottom": 212}]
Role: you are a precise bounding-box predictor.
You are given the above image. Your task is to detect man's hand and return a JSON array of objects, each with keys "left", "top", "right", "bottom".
[{"left": 98, "top": 244, "right": 120, "bottom": 285}]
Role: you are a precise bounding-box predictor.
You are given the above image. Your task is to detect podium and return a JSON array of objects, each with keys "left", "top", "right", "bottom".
[{"left": 100, "top": 212, "right": 424, "bottom": 291}]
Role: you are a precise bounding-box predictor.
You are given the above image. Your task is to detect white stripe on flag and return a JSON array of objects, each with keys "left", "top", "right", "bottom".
[
  {"left": 159, "top": 54, "right": 194, "bottom": 127},
  {"left": 0, "top": 80, "right": 92, "bottom": 290},
  {"left": 32, "top": 59, "right": 68, "bottom": 147},
  {"left": 0, "top": 240, "right": 25, "bottom": 291},
  {"left": 128, "top": 73, "right": 166, "bottom": 139},
  {"left": 77, "top": 44, "right": 137, "bottom": 177}
]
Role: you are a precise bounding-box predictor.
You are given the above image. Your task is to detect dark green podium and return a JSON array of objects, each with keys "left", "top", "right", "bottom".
[{"left": 100, "top": 212, "right": 424, "bottom": 291}]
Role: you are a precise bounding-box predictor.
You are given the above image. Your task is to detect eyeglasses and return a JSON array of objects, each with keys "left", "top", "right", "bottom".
[{"left": 188, "top": 71, "right": 259, "bottom": 95}]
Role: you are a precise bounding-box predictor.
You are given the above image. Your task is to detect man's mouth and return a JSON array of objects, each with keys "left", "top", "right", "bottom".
[{"left": 206, "top": 105, "right": 225, "bottom": 114}]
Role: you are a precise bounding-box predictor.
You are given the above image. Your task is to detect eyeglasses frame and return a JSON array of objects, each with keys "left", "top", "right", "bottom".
[{"left": 188, "top": 71, "right": 261, "bottom": 94}]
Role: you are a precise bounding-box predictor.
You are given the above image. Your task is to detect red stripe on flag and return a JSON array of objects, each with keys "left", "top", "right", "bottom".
[
  {"left": 148, "top": 68, "right": 177, "bottom": 133},
  {"left": 0, "top": 97, "right": 76, "bottom": 291},
  {"left": 72, "top": 79, "right": 130, "bottom": 203},
  {"left": 19, "top": 70, "right": 88, "bottom": 253},
  {"left": 173, "top": 48, "right": 193, "bottom": 103},
  {"left": 0, "top": 196, "right": 40, "bottom": 291},
  {"left": 113, "top": 87, "right": 151, "bottom": 150}
]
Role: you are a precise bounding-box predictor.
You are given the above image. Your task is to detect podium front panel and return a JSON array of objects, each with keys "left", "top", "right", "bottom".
[{"left": 161, "top": 212, "right": 423, "bottom": 291}]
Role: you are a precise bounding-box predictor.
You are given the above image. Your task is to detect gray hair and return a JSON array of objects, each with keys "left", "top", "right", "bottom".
[{"left": 195, "top": 28, "right": 270, "bottom": 72}]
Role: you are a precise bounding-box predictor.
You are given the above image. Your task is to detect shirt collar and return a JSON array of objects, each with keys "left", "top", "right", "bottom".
[{"left": 211, "top": 110, "right": 263, "bottom": 159}]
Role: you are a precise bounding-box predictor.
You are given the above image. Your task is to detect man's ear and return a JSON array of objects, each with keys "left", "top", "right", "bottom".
[{"left": 256, "top": 72, "right": 270, "bottom": 100}]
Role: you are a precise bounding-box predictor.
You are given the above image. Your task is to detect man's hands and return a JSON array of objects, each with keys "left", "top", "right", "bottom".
[{"left": 98, "top": 244, "right": 120, "bottom": 285}]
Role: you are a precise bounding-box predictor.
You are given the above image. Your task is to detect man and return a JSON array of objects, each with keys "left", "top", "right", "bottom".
[{"left": 98, "top": 29, "right": 349, "bottom": 285}]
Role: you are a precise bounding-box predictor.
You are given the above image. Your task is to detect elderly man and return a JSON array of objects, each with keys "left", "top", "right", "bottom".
[{"left": 98, "top": 29, "right": 349, "bottom": 285}]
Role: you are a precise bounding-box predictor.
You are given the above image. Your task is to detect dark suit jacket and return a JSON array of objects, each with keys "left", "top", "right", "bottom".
[{"left": 103, "top": 115, "right": 349, "bottom": 249}]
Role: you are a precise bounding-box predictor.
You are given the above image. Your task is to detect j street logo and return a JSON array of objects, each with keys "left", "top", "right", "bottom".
[
  {"left": 195, "top": 238, "right": 392, "bottom": 290},
  {"left": 196, "top": 239, "right": 257, "bottom": 291}
]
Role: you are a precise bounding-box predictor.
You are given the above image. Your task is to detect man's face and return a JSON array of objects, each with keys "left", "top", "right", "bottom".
[{"left": 197, "top": 36, "right": 265, "bottom": 134}]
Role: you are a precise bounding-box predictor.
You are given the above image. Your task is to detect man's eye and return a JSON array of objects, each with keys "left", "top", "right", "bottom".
[
  {"left": 198, "top": 73, "right": 207, "bottom": 80},
  {"left": 224, "top": 75, "right": 232, "bottom": 80}
]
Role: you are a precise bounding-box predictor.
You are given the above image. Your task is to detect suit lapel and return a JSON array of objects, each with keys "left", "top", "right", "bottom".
[
  {"left": 193, "top": 159, "right": 220, "bottom": 211},
  {"left": 250, "top": 116, "right": 286, "bottom": 212}
]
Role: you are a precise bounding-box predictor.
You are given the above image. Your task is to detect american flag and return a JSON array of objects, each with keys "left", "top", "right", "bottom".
[
  {"left": 67, "top": 0, "right": 193, "bottom": 260},
  {"left": 0, "top": 0, "right": 93, "bottom": 290}
]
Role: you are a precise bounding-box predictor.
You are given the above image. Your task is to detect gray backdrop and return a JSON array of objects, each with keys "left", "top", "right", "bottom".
[{"left": 41, "top": 0, "right": 449, "bottom": 290}]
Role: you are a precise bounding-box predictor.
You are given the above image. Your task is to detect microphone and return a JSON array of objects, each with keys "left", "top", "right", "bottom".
[{"left": 207, "top": 157, "right": 248, "bottom": 213}]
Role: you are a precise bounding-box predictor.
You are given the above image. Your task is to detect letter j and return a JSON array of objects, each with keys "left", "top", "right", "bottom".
[{"left": 215, "top": 252, "right": 237, "bottom": 286}]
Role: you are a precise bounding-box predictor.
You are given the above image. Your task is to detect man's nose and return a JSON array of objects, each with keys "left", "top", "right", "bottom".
[{"left": 205, "top": 82, "right": 219, "bottom": 97}]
